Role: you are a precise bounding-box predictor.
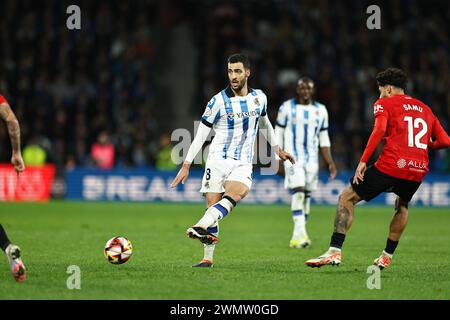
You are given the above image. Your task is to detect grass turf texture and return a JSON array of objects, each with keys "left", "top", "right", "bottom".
[{"left": 0, "top": 201, "right": 449, "bottom": 299}]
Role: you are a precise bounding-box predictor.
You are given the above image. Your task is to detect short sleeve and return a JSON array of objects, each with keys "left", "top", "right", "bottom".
[
  {"left": 201, "top": 96, "right": 222, "bottom": 127},
  {"left": 259, "top": 91, "right": 268, "bottom": 117},
  {"left": 276, "top": 103, "right": 288, "bottom": 128},
  {"left": 320, "top": 105, "right": 329, "bottom": 131}
]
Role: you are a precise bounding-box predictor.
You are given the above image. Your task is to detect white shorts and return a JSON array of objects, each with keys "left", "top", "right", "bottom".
[
  {"left": 284, "top": 162, "right": 319, "bottom": 191},
  {"left": 200, "top": 159, "right": 253, "bottom": 193}
]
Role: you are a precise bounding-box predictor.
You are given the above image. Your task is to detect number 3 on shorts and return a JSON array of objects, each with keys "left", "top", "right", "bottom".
[{"left": 206, "top": 168, "right": 211, "bottom": 181}]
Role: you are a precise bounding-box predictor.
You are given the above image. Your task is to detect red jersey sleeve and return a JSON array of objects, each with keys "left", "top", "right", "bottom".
[
  {"left": 430, "top": 116, "right": 450, "bottom": 150},
  {"left": 0, "top": 95, "right": 8, "bottom": 104},
  {"left": 360, "top": 99, "right": 389, "bottom": 163},
  {"left": 372, "top": 98, "right": 389, "bottom": 121}
]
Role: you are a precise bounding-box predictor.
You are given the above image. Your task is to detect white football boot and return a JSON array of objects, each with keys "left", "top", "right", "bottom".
[
  {"left": 5, "top": 244, "right": 26, "bottom": 283},
  {"left": 305, "top": 249, "right": 342, "bottom": 268}
]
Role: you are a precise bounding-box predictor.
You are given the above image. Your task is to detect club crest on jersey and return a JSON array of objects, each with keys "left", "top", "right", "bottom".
[
  {"left": 203, "top": 108, "right": 212, "bottom": 117},
  {"left": 227, "top": 112, "right": 235, "bottom": 120},
  {"left": 207, "top": 97, "right": 216, "bottom": 108},
  {"left": 254, "top": 97, "right": 260, "bottom": 106},
  {"left": 374, "top": 104, "right": 383, "bottom": 114}
]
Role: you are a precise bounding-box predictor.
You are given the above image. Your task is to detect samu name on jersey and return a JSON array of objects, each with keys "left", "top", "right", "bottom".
[
  {"left": 276, "top": 99, "right": 329, "bottom": 164},
  {"left": 201, "top": 86, "right": 267, "bottom": 164}
]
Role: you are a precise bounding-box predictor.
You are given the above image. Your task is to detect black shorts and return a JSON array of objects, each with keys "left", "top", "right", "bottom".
[{"left": 350, "top": 165, "right": 421, "bottom": 203}]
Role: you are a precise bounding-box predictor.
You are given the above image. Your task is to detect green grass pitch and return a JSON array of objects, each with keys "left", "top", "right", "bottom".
[{"left": 0, "top": 201, "right": 449, "bottom": 299}]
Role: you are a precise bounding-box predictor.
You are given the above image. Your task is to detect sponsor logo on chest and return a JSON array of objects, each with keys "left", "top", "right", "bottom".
[{"left": 236, "top": 110, "right": 259, "bottom": 118}]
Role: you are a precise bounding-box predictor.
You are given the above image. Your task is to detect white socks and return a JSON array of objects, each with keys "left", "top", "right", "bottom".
[
  {"left": 195, "top": 197, "right": 237, "bottom": 263},
  {"left": 203, "top": 244, "right": 215, "bottom": 261},
  {"left": 291, "top": 192, "right": 308, "bottom": 240},
  {"left": 195, "top": 197, "right": 235, "bottom": 229},
  {"left": 304, "top": 194, "right": 311, "bottom": 221},
  {"left": 202, "top": 223, "right": 218, "bottom": 262}
]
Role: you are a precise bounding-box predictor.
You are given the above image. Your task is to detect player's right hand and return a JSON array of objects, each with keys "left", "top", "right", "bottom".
[
  {"left": 11, "top": 151, "right": 25, "bottom": 174},
  {"left": 352, "top": 162, "right": 366, "bottom": 185},
  {"left": 328, "top": 162, "right": 337, "bottom": 179},
  {"left": 170, "top": 163, "right": 190, "bottom": 188}
]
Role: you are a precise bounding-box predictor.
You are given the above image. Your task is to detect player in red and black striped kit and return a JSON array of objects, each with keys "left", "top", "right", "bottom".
[
  {"left": 306, "top": 68, "right": 450, "bottom": 269},
  {"left": 0, "top": 94, "right": 26, "bottom": 282}
]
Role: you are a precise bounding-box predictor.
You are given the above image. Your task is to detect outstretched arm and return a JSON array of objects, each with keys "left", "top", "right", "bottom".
[
  {"left": 184, "top": 122, "right": 212, "bottom": 165},
  {"left": 259, "top": 114, "right": 295, "bottom": 164},
  {"left": 318, "top": 128, "right": 337, "bottom": 179},
  {"left": 274, "top": 124, "right": 286, "bottom": 175},
  {"left": 0, "top": 99, "right": 24, "bottom": 173},
  {"left": 171, "top": 122, "right": 211, "bottom": 187},
  {"left": 430, "top": 118, "right": 450, "bottom": 150},
  {"left": 360, "top": 116, "right": 388, "bottom": 163},
  {"left": 0, "top": 102, "right": 21, "bottom": 153},
  {"left": 274, "top": 125, "right": 285, "bottom": 151},
  {"left": 353, "top": 116, "right": 387, "bottom": 184},
  {"left": 320, "top": 147, "right": 337, "bottom": 179}
]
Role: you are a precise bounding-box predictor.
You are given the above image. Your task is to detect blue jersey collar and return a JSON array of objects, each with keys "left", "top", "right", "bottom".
[{"left": 224, "top": 86, "right": 255, "bottom": 98}]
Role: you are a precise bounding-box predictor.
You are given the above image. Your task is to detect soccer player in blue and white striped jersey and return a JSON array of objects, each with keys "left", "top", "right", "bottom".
[
  {"left": 171, "top": 54, "right": 295, "bottom": 267},
  {"left": 275, "top": 78, "right": 337, "bottom": 249}
]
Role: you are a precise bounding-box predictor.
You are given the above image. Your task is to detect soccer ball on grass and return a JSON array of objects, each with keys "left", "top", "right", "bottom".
[{"left": 104, "top": 236, "right": 133, "bottom": 264}]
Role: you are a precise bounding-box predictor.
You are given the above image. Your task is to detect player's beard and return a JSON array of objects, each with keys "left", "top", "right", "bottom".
[{"left": 231, "top": 79, "right": 246, "bottom": 92}]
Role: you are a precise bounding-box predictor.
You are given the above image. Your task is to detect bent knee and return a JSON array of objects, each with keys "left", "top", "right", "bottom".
[
  {"left": 395, "top": 196, "right": 409, "bottom": 212},
  {"left": 339, "top": 187, "right": 360, "bottom": 204},
  {"left": 225, "top": 192, "right": 246, "bottom": 203},
  {"left": 223, "top": 189, "right": 247, "bottom": 203}
]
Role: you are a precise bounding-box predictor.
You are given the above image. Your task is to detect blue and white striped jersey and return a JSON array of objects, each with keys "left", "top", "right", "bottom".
[
  {"left": 201, "top": 86, "right": 267, "bottom": 164},
  {"left": 276, "top": 99, "right": 330, "bottom": 165}
]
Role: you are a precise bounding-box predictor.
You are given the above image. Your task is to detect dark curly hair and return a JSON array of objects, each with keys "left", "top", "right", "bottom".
[
  {"left": 227, "top": 53, "right": 251, "bottom": 70},
  {"left": 376, "top": 68, "right": 408, "bottom": 91}
]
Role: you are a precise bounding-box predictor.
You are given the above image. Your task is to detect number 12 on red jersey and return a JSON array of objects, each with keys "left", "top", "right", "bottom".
[{"left": 404, "top": 116, "right": 428, "bottom": 150}]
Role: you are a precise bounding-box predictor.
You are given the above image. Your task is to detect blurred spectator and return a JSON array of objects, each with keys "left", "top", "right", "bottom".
[
  {"left": 91, "top": 131, "right": 114, "bottom": 170},
  {"left": 155, "top": 133, "right": 177, "bottom": 171},
  {"left": 65, "top": 154, "right": 77, "bottom": 171},
  {"left": 0, "top": 0, "right": 448, "bottom": 172}
]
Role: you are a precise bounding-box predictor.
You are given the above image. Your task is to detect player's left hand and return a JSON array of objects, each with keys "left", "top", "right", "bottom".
[
  {"left": 328, "top": 162, "right": 337, "bottom": 179},
  {"left": 352, "top": 162, "right": 367, "bottom": 185},
  {"left": 278, "top": 149, "right": 295, "bottom": 165}
]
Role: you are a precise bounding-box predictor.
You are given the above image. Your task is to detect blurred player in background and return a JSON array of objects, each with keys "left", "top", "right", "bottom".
[
  {"left": 275, "top": 78, "right": 337, "bottom": 248},
  {"left": 306, "top": 68, "right": 450, "bottom": 269},
  {"left": 0, "top": 95, "right": 26, "bottom": 282},
  {"left": 171, "top": 54, "right": 295, "bottom": 267}
]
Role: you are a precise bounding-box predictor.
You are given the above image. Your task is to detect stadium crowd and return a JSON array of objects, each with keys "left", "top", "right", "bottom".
[{"left": 0, "top": 0, "right": 449, "bottom": 175}]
